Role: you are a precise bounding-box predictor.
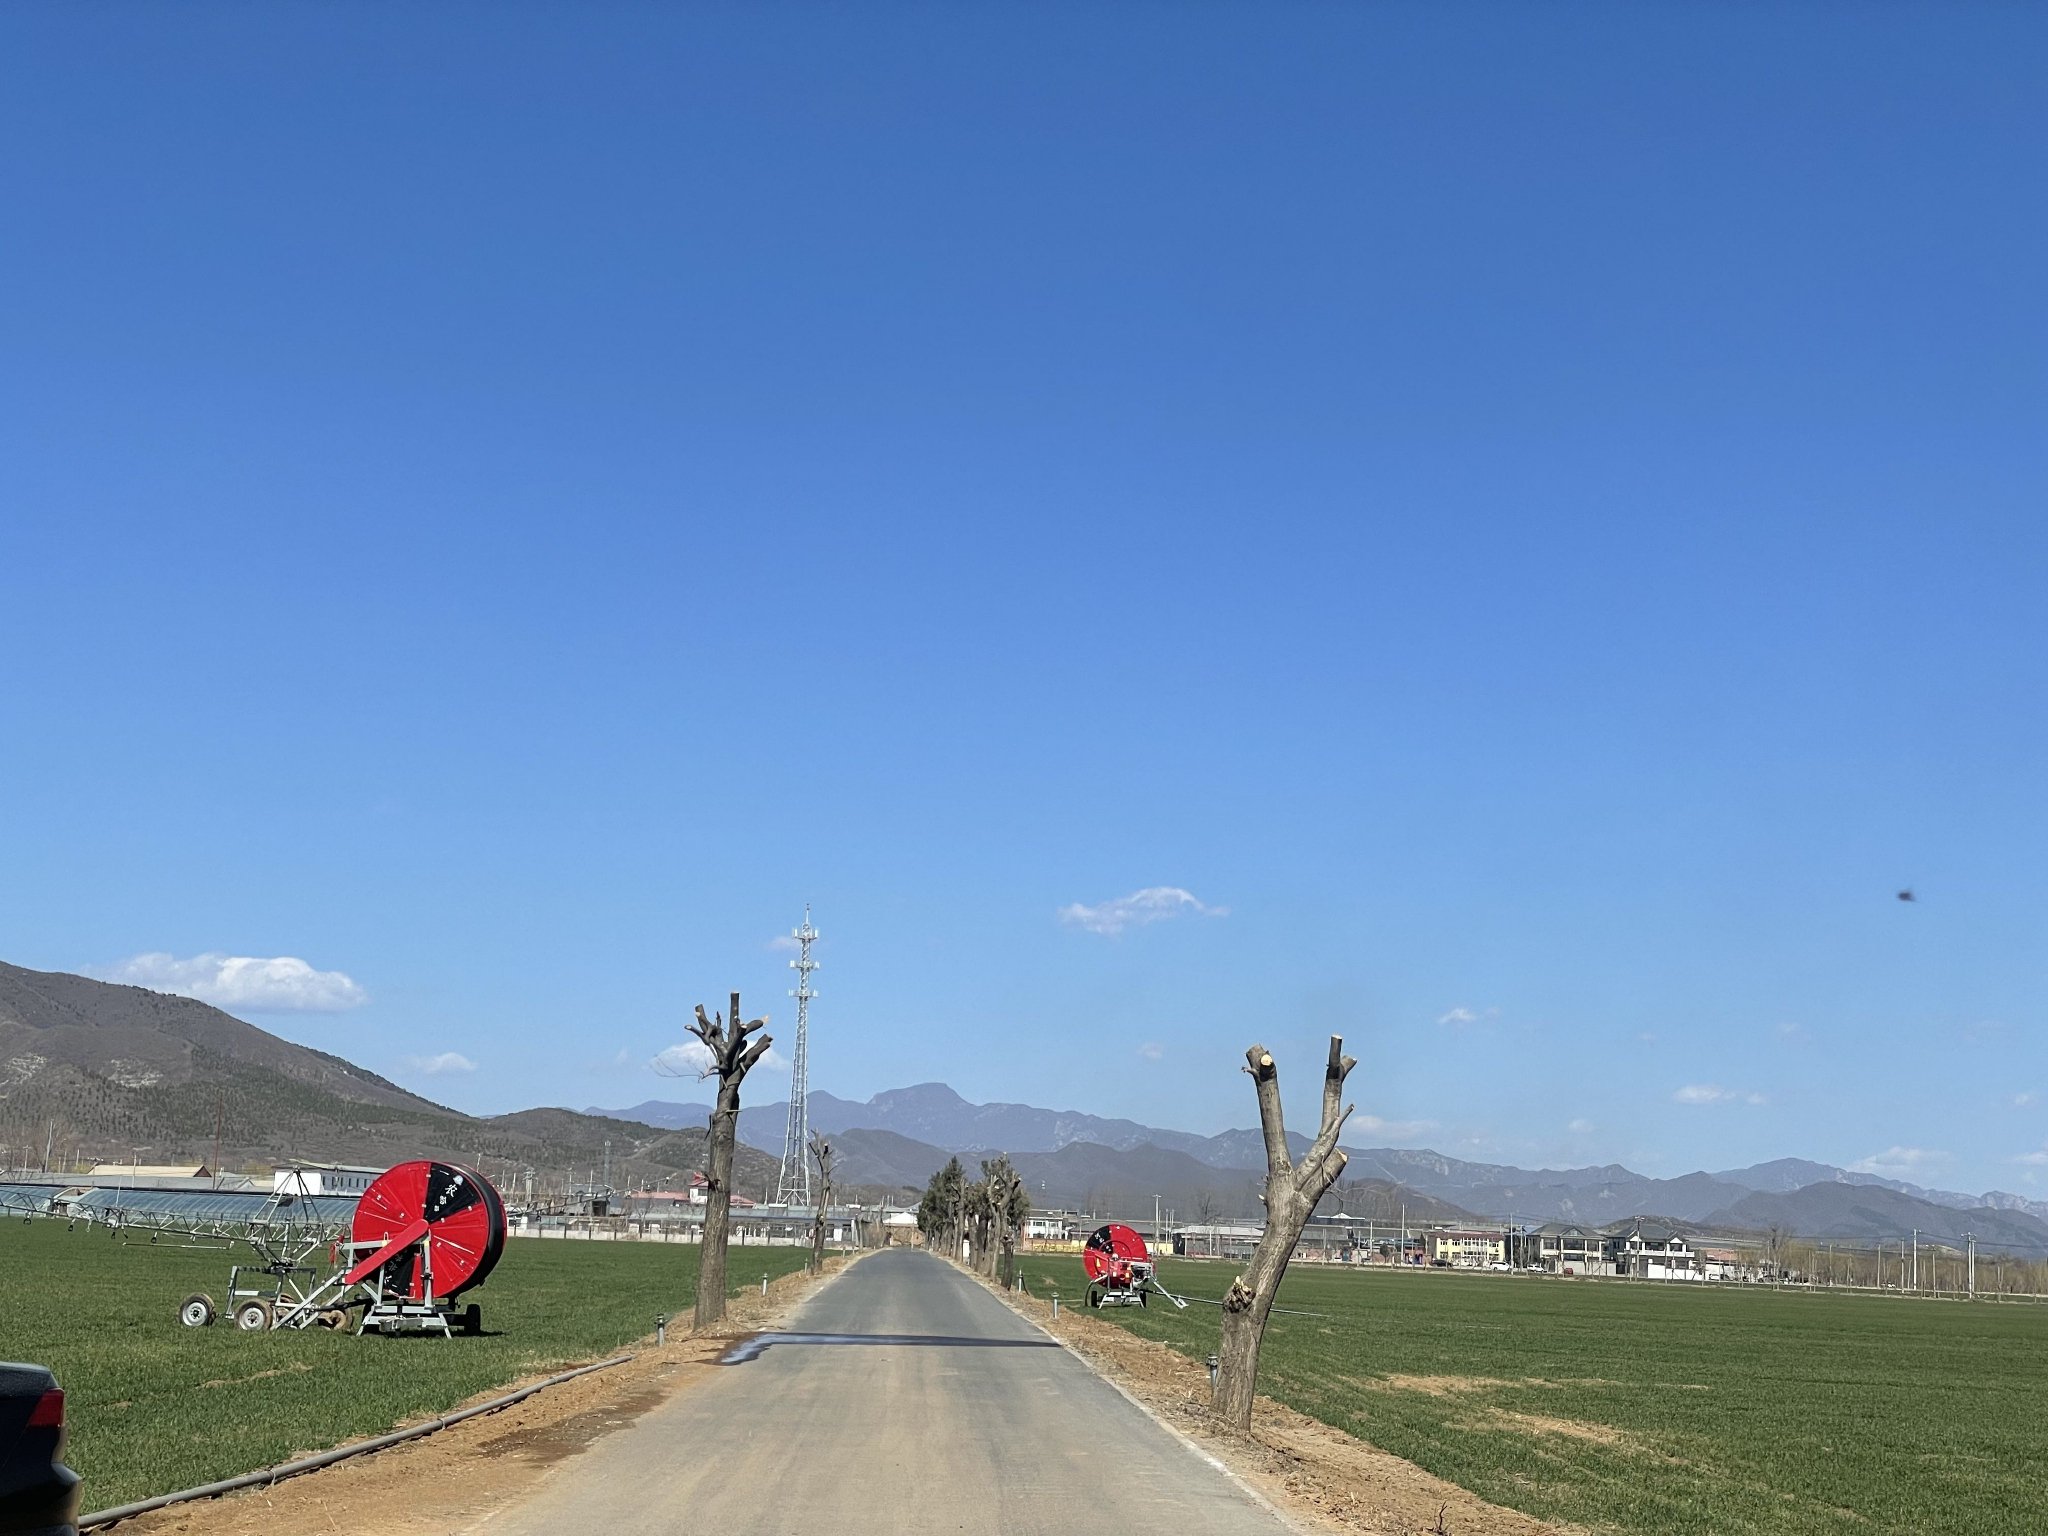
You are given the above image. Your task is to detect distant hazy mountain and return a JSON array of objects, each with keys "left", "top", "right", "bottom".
[
  {"left": 821, "top": 1127, "right": 1477, "bottom": 1225},
  {"left": 596, "top": 1099, "right": 714, "bottom": 1131},
  {"left": 579, "top": 1079, "right": 2048, "bottom": 1245},
  {"left": 597, "top": 1083, "right": 1315, "bottom": 1168},
  {"left": 829, "top": 1128, "right": 954, "bottom": 1192},
  {"left": 1714, "top": 1157, "right": 2048, "bottom": 1224},
  {"left": 1712, "top": 1157, "right": 1888, "bottom": 1194},
  {"left": 1704, "top": 1183, "right": 2048, "bottom": 1249}
]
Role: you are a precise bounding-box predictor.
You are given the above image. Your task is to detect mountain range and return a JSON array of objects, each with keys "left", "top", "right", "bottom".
[
  {"left": 0, "top": 961, "right": 778, "bottom": 1196},
  {"left": 596, "top": 1083, "right": 2048, "bottom": 1248},
  {"left": 7, "top": 957, "right": 2039, "bottom": 1251}
]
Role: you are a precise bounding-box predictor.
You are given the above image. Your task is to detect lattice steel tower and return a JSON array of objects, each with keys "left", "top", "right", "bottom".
[{"left": 775, "top": 907, "right": 820, "bottom": 1207}]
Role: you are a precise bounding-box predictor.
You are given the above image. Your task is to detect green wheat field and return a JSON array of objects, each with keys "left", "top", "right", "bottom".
[
  {"left": 0, "top": 1220, "right": 808, "bottom": 1512},
  {"left": 1019, "top": 1253, "right": 2048, "bottom": 1536}
]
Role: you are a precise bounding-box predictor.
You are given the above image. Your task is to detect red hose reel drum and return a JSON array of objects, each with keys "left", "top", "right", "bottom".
[
  {"left": 1083, "top": 1222, "right": 1151, "bottom": 1283},
  {"left": 350, "top": 1161, "right": 507, "bottom": 1301}
]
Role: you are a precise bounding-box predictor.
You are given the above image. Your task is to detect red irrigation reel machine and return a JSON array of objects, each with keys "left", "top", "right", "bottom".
[
  {"left": 2, "top": 1158, "right": 508, "bottom": 1336},
  {"left": 1082, "top": 1223, "right": 1187, "bottom": 1311},
  {"left": 181, "top": 1160, "right": 509, "bottom": 1337}
]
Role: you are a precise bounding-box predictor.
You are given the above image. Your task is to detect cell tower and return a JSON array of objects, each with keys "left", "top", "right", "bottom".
[{"left": 775, "top": 906, "right": 820, "bottom": 1208}]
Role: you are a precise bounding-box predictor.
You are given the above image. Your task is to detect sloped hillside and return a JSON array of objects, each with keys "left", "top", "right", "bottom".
[
  {"left": 0, "top": 961, "right": 773, "bottom": 1191},
  {"left": 1, "top": 960, "right": 440, "bottom": 1110}
]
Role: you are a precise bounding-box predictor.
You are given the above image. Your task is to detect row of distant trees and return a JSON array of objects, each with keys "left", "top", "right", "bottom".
[
  {"left": 1759, "top": 1226, "right": 2048, "bottom": 1293},
  {"left": 916, "top": 1153, "right": 1031, "bottom": 1283}
]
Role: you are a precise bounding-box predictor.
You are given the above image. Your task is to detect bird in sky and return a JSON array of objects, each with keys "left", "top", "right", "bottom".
[{"left": 1897, "top": 889, "right": 1916, "bottom": 903}]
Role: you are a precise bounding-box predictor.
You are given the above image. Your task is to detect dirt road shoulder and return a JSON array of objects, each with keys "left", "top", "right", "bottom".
[
  {"left": 980, "top": 1272, "right": 1584, "bottom": 1536},
  {"left": 107, "top": 1253, "right": 873, "bottom": 1536}
]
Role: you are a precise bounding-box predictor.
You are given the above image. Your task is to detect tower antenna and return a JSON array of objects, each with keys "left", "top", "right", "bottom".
[{"left": 776, "top": 906, "right": 820, "bottom": 1207}]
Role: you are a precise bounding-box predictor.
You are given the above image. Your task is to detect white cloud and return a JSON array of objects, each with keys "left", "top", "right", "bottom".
[
  {"left": 1672, "top": 1084, "right": 1766, "bottom": 1106},
  {"left": 1567, "top": 1117, "right": 1594, "bottom": 1134},
  {"left": 406, "top": 1051, "right": 475, "bottom": 1076},
  {"left": 652, "top": 1039, "right": 788, "bottom": 1078},
  {"left": 768, "top": 934, "right": 802, "bottom": 954},
  {"left": 102, "top": 952, "right": 367, "bottom": 1013},
  {"left": 1137, "top": 1042, "right": 1165, "bottom": 1062},
  {"left": 1777, "top": 1021, "right": 1806, "bottom": 1039},
  {"left": 1057, "top": 887, "right": 1227, "bottom": 937},
  {"left": 1636, "top": 1031, "right": 1658, "bottom": 1044},
  {"left": 1437, "top": 1006, "right": 1500, "bottom": 1029},
  {"left": 2014, "top": 1150, "right": 2048, "bottom": 1167},
  {"left": 2014, "top": 1091, "right": 2038, "bottom": 1108},
  {"left": 653, "top": 1040, "right": 716, "bottom": 1078},
  {"left": 1851, "top": 1146, "right": 1951, "bottom": 1176}
]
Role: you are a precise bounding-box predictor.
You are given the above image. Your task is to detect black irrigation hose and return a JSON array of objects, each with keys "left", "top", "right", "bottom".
[
  {"left": 1172, "top": 1293, "right": 1331, "bottom": 1319},
  {"left": 78, "top": 1352, "right": 635, "bottom": 1530}
]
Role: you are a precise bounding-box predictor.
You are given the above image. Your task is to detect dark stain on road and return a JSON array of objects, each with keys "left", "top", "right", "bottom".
[{"left": 719, "top": 1332, "right": 1062, "bottom": 1365}]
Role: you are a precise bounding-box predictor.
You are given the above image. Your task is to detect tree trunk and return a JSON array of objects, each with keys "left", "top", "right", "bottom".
[
  {"left": 687, "top": 990, "right": 773, "bottom": 1331},
  {"left": 1212, "top": 1036, "right": 1355, "bottom": 1432},
  {"left": 697, "top": 1073, "right": 741, "bottom": 1328},
  {"left": 808, "top": 1134, "right": 833, "bottom": 1276}
]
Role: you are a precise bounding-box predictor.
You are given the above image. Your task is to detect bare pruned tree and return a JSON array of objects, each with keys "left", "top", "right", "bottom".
[
  {"left": 1213, "top": 1036, "right": 1356, "bottom": 1431},
  {"left": 979, "top": 1154, "right": 1030, "bottom": 1286},
  {"left": 809, "top": 1132, "right": 834, "bottom": 1275},
  {"left": 686, "top": 991, "right": 772, "bottom": 1329}
]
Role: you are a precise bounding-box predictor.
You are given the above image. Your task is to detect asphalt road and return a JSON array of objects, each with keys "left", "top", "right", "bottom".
[{"left": 484, "top": 1248, "right": 1294, "bottom": 1535}]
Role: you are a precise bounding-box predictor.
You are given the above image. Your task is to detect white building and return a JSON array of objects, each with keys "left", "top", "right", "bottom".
[
  {"left": 272, "top": 1163, "right": 381, "bottom": 1198},
  {"left": 1612, "top": 1218, "right": 1702, "bottom": 1280}
]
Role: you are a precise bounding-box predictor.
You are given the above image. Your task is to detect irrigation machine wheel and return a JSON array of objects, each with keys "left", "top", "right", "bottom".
[
  {"left": 1087, "top": 1284, "right": 1105, "bottom": 1309},
  {"left": 178, "top": 1292, "right": 217, "bottom": 1328},
  {"left": 234, "top": 1299, "right": 273, "bottom": 1332},
  {"left": 460, "top": 1303, "right": 482, "bottom": 1336}
]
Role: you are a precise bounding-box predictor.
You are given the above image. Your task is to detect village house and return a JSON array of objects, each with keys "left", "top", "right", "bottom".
[
  {"left": 1529, "top": 1222, "right": 1616, "bottom": 1276},
  {"left": 1611, "top": 1217, "right": 1703, "bottom": 1279}
]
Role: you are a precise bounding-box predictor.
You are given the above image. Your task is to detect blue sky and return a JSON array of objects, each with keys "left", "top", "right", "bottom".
[{"left": 2, "top": 5, "right": 2042, "bottom": 1193}]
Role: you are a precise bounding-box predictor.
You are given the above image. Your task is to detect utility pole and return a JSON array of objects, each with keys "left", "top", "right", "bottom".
[
  {"left": 1967, "top": 1233, "right": 1976, "bottom": 1297},
  {"left": 1911, "top": 1229, "right": 1918, "bottom": 1293},
  {"left": 776, "top": 907, "right": 820, "bottom": 1207}
]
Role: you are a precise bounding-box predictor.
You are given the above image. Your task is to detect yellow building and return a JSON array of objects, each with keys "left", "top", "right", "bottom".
[{"left": 1424, "top": 1228, "right": 1507, "bottom": 1268}]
